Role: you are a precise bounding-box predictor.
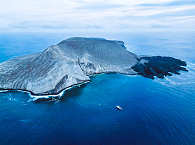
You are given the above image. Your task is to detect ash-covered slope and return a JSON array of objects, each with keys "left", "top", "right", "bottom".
[
  {"left": 0, "top": 37, "right": 188, "bottom": 96},
  {"left": 0, "top": 37, "right": 139, "bottom": 95}
]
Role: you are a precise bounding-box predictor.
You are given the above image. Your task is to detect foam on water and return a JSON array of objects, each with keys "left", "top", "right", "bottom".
[
  {"left": 30, "top": 89, "right": 65, "bottom": 102},
  {"left": 156, "top": 61, "right": 195, "bottom": 86},
  {"left": 0, "top": 90, "right": 9, "bottom": 93},
  {"left": 0, "top": 81, "right": 91, "bottom": 102}
]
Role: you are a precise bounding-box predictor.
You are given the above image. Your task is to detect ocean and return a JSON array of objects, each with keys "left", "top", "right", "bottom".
[{"left": 0, "top": 31, "right": 194, "bottom": 145}]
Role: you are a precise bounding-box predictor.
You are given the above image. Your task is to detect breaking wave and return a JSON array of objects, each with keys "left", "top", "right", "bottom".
[
  {"left": 0, "top": 81, "right": 89, "bottom": 102},
  {"left": 157, "top": 61, "right": 195, "bottom": 86}
]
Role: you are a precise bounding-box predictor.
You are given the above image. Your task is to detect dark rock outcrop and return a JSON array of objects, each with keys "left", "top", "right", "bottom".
[{"left": 131, "top": 56, "right": 188, "bottom": 79}]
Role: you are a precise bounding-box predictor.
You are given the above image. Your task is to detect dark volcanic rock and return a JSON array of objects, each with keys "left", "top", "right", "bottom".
[{"left": 131, "top": 56, "right": 188, "bottom": 79}]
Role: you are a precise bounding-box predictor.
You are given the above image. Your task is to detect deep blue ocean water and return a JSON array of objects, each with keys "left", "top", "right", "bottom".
[{"left": 0, "top": 31, "right": 194, "bottom": 145}]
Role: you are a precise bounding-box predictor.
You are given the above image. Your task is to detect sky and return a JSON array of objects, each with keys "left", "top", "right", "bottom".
[{"left": 0, "top": 0, "right": 195, "bottom": 33}]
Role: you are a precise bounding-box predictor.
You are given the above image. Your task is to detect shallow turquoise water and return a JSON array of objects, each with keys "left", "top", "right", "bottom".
[{"left": 0, "top": 32, "right": 194, "bottom": 145}]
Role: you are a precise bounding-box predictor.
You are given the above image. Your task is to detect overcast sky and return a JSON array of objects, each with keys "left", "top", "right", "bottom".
[{"left": 0, "top": 0, "right": 194, "bottom": 32}]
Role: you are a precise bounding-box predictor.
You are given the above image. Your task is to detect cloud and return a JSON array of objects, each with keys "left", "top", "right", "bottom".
[
  {"left": 76, "top": 2, "right": 123, "bottom": 11},
  {"left": 0, "top": 0, "right": 194, "bottom": 32}
]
